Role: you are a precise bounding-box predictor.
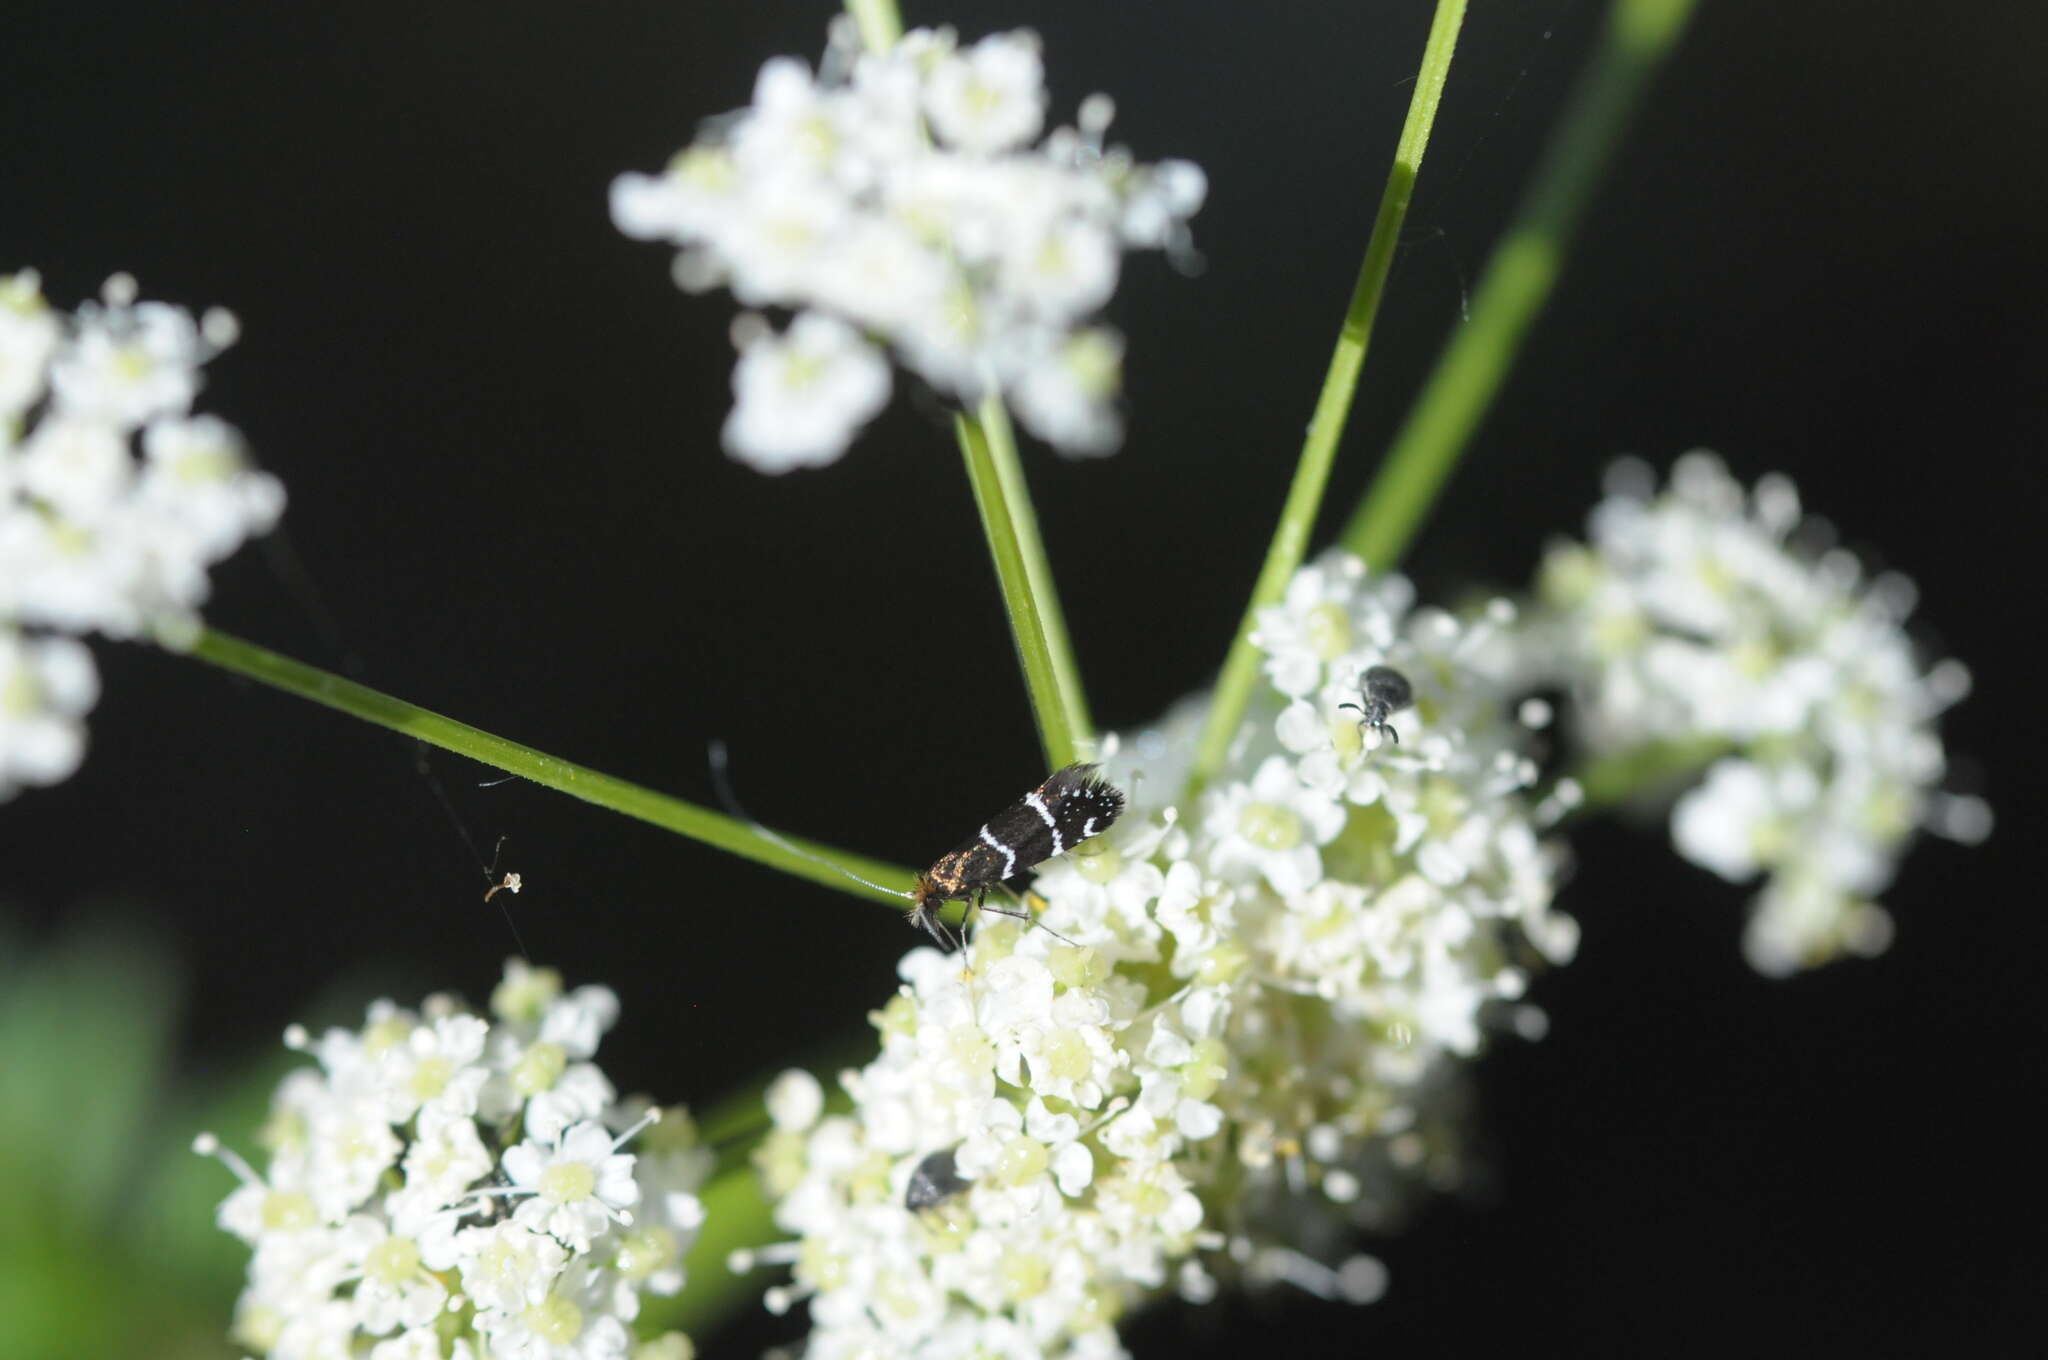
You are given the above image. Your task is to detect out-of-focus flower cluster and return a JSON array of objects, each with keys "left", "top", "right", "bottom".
[
  {"left": 1527, "top": 453, "right": 1989, "bottom": 974},
  {"left": 611, "top": 21, "right": 1204, "bottom": 472},
  {"left": 198, "top": 960, "right": 707, "bottom": 1360},
  {"left": 0, "top": 270, "right": 282, "bottom": 798},
  {"left": 747, "top": 553, "right": 1570, "bottom": 1358}
]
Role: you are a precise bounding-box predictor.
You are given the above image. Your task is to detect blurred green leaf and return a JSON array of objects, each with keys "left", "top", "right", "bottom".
[
  {"left": 0, "top": 911, "right": 249, "bottom": 1360},
  {"left": 0, "top": 909, "right": 178, "bottom": 1235}
]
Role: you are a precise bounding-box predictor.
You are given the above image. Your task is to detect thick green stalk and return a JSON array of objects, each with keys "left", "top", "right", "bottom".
[
  {"left": 1566, "top": 735, "right": 1733, "bottom": 813},
  {"left": 851, "top": 0, "right": 1095, "bottom": 773},
  {"left": 656, "top": 1164, "right": 775, "bottom": 1337},
  {"left": 957, "top": 396, "right": 1094, "bottom": 768},
  {"left": 1339, "top": 0, "right": 1700, "bottom": 566},
  {"left": 185, "top": 629, "right": 915, "bottom": 909},
  {"left": 1184, "top": 0, "right": 1468, "bottom": 793},
  {"left": 845, "top": 0, "right": 902, "bottom": 54}
]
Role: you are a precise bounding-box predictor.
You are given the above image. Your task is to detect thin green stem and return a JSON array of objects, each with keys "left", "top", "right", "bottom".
[
  {"left": 957, "top": 396, "right": 1094, "bottom": 769},
  {"left": 1185, "top": 0, "right": 1468, "bottom": 794},
  {"left": 844, "top": 0, "right": 902, "bottom": 55},
  {"left": 184, "top": 628, "right": 916, "bottom": 910},
  {"left": 1339, "top": 0, "right": 1700, "bottom": 567}
]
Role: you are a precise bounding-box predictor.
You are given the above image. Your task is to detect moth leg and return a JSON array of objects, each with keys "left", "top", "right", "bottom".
[
  {"left": 976, "top": 886, "right": 1079, "bottom": 948},
  {"left": 913, "top": 903, "right": 959, "bottom": 952}
]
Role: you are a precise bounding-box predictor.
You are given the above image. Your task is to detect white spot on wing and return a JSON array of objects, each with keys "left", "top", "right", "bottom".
[
  {"left": 978, "top": 825, "right": 1017, "bottom": 878},
  {"left": 1025, "top": 789, "right": 1064, "bottom": 853}
]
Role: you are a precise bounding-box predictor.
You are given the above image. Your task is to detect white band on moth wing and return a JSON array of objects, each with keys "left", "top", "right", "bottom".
[{"left": 977, "top": 826, "right": 1017, "bottom": 878}]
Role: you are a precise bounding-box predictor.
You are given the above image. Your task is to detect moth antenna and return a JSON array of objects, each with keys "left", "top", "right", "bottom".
[{"left": 708, "top": 740, "right": 915, "bottom": 902}]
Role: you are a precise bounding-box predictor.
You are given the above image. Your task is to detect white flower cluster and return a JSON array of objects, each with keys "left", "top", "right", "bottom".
[
  {"left": 612, "top": 21, "right": 1204, "bottom": 472},
  {"left": 198, "top": 960, "right": 707, "bottom": 1360},
  {"left": 0, "top": 270, "right": 283, "bottom": 798},
  {"left": 1530, "top": 453, "right": 1989, "bottom": 975},
  {"left": 750, "top": 553, "right": 1569, "bottom": 1357}
]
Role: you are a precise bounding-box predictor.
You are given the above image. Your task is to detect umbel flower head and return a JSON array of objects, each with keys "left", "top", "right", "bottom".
[
  {"left": 0, "top": 269, "right": 283, "bottom": 798},
  {"left": 1527, "top": 452, "right": 1990, "bottom": 974},
  {"left": 744, "top": 554, "right": 1570, "bottom": 1358},
  {"left": 612, "top": 20, "right": 1205, "bottom": 472},
  {"left": 197, "top": 959, "right": 707, "bottom": 1360}
]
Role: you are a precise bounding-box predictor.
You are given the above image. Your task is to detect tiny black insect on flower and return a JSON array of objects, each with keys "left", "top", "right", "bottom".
[
  {"left": 908, "top": 763, "right": 1126, "bottom": 947},
  {"left": 904, "top": 1146, "right": 970, "bottom": 1211},
  {"left": 1340, "top": 664, "right": 1414, "bottom": 746}
]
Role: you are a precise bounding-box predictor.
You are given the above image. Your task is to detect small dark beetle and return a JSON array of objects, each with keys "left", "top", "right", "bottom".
[
  {"left": 1340, "top": 664, "right": 1414, "bottom": 746},
  {"left": 904, "top": 1147, "right": 971, "bottom": 1211}
]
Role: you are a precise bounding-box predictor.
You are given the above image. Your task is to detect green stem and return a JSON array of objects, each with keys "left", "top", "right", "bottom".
[
  {"left": 844, "top": 0, "right": 902, "bottom": 55},
  {"left": 648, "top": 1070, "right": 859, "bottom": 1338},
  {"left": 1185, "top": 0, "right": 1468, "bottom": 794},
  {"left": 1565, "top": 734, "right": 1733, "bottom": 812},
  {"left": 1339, "top": 0, "right": 1700, "bottom": 567},
  {"left": 957, "top": 396, "right": 1094, "bottom": 769},
  {"left": 656, "top": 1163, "right": 776, "bottom": 1338},
  {"left": 844, "top": 3, "right": 1096, "bottom": 772},
  {"left": 184, "top": 628, "right": 916, "bottom": 909}
]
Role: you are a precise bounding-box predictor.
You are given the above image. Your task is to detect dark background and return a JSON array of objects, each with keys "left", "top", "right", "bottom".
[{"left": 4, "top": 1, "right": 2043, "bottom": 1355}]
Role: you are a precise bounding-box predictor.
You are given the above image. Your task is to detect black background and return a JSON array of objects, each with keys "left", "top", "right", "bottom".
[{"left": 5, "top": 2, "right": 2044, "bottom": 1355}]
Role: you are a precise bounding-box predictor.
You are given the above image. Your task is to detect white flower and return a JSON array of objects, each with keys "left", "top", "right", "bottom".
[
  {"left": 722, "top": 312, "right": 891, "bottom": 472},
  {"left": 370, "top": 1326, "right": 470, "bottom": 1360},
  {"left": 539, "top": 984, "right": 622, "bottom": 1059},
  {"left": 1202, "top": 755, "right": 1347, "bottom": 896},
  {"left": 399, "top": 1107, "right": 493, "bottom": 1206},
  {"left": 339, "top": 1214, "right": 448, "bottom": 1334},
  {"left": 614, "top": 23, "right": 1201, "bottom": 462},
  {"left": 924, "top": 32, "right": 1047, "bottom": 154},
  {"left": 1671, "top": 758, "right": 1787, "bottom": 881},
  {"left": 1531, "top": 453, "right": 1984, "bottom": 971},
  {"left": 1743, "top": 867, "right": 1894, "bottom": 978},
  {"left": 473, "top": 1258, "right": 633, "bottom": 1360},
  {"left": 504, "top": 1120, "right": 641, "bottom": 1252},
  {"left": 305, "top": 1096, "right": 403, "bottom": 1221},
  {"left": 0, "top": 271, "right": 60, "bottom": 420},
  {"left": 766, "top": 1068, "right": 825, "bottom": 1130},
  {"left": 47, "top": 286, "right": 212, "bottom": 429},
  {"left": 522, "top": 1060, "right": 619, "bottom": 1145},
  {"left": 14, "top": 415, "right": 133, "bottom": 522},
  {"left": 199, "top": 961, "right": 704, "bottom": 1360},
  {"left": 1007, "top": 327, "right": 1124, "bottom": 456},
  {"left": 0, "top": 629, "right": 98, "bottom": 798},
  {"left": 138, "top": 415, "right": 285, "bottom": 555},
  {"left": 458, "top": 1221, "right": 568, "bottom": 1315},
  {"left": 0, "top": 271, "right": 283, "bottom": 796}
]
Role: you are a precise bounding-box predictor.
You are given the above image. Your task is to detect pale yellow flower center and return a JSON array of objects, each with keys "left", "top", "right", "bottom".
[
  {"left": 521, "top": 1294, "right": 583, "bottom": 1345},
  {"left": 539, "top": 1160, "right": 596, "bottom": 1204},
  {"left": 364, "top": 1235, "right": 421, "bottom": 1286},
  {"left": 513, "top": 1040, "right": 567, "bottom": 1096},
  {"left": 1238, "top": 802, "right": 1303, "bottom": 850}
]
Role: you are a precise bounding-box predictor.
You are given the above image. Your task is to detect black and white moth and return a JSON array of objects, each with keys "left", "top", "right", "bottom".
[{"left": 908, "top": 762, "right": 1126, "bottom": 946}]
